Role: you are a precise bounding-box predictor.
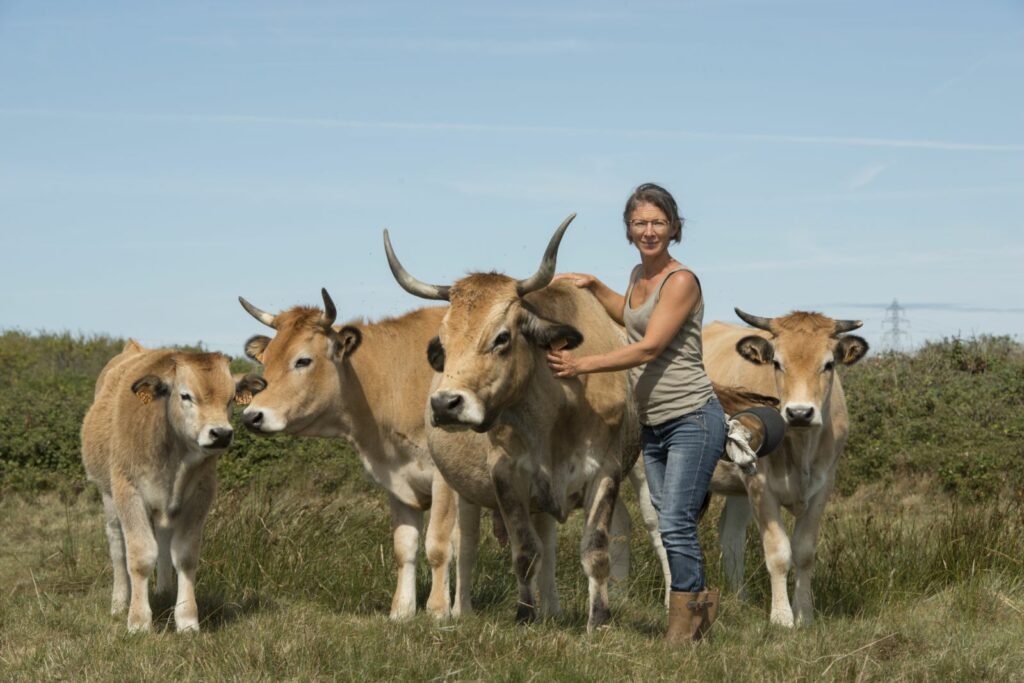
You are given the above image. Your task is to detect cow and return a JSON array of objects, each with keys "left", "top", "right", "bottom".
[
  {"left": 236, "top": 290, "right": 471, "bottom": 619},
  {"left": 384, "top": 215, "right": 770, "bottom": 630},
  {"left": 705, "top": 309, "right": 868, "bottom": 627},
  {"left": 81, "top": 341, "right": 261, "bottom": 632}
]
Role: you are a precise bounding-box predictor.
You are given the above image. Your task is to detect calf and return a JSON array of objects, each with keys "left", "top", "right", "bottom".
[{"left": 81, "top": 341, "right": 259, "bottom": 632}]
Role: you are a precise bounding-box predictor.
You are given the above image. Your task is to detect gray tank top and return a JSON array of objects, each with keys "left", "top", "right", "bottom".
[{"left": 623, "top": 266, "right": 716, "bottom": 426}]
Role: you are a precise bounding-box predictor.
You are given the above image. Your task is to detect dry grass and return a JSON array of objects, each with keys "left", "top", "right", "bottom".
[{"left": 2, "top": 462, "right": 1022, "bottom": 682}]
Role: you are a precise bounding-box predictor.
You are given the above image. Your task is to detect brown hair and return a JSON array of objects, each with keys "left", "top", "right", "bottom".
[{"left": 623, "top": 182, "right": 683, "bottom": 244}]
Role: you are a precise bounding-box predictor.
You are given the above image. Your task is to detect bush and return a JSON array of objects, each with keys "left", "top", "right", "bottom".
[
  {"left": 841, "top": 335, "right": 1024, "bottom": 498},
  {"left": 3, "top": 330, "right": 1023, "bottom": 501}
]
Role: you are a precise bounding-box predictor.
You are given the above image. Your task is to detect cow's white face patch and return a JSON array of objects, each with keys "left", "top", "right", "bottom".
[
  {"left": 429, "top": 389, "right": 486, "bottom": 428},
  {"left": 243, "top": 405, "right": 287, "bottom": 433}
]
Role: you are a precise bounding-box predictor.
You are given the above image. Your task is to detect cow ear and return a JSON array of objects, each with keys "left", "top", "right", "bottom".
[
  {"left": 234, "top": 374, "right": 267, "bottom": 406},
  {"left": 519, "top": 310, "right": 583, "bottom": 350},
  {"left": 131, "top": 375, "right": 169, "bottom": 405},
  {"left": 427, "top": 336, "right": 445, "bottom": 372},
  {"left": 331, "top": 325, "right": 362, "bottom": 359},
  {"left": 245, "top": 335, "right": 271, "bottom": 364},
  {"left": 835, "top": 335, "right": 868, "bottom": 365},
  {"left": 736, "top": 335, "right": 774, "bottom": 365}
]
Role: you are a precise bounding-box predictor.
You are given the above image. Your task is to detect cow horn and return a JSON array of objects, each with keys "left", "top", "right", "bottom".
[
  {"left": 320, "top": 288, "right": 337, "bottom": 328},
  {"left": 515, "top": 213, "right": 576, "bottom": 297},
  {"left": 239, "top": 296, "right": 277, "bottom": 329},
  {"left": 734, "top": 308, "right": 773, "bottom": 331},
  {"left": 834, "top": 319, "right": 863, "bottom": 334},
  {"left": 383, "top": 230, "right": 451, "bottom": 301}
]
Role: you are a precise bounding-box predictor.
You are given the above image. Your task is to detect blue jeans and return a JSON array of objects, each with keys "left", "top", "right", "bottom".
[{"left": 642, "top": 398, "right": 727, "bottom": 593}]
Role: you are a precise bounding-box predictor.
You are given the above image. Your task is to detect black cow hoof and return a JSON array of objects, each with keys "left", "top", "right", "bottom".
[
  {"left": 515, "top": 604, "right": 537, "bottom": 624},
  {"left": 588, "top": 605, "right": 612, "bottom": 631}
]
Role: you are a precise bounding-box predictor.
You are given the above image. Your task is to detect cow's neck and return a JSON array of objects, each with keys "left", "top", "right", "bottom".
[{"left": 334, "top": 323, "right": 430, "bottom": 457}]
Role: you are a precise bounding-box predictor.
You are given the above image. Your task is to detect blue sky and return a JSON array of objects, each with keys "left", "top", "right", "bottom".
[{"left": 1, "top": 0, "right": 1022, "bottom": 354}]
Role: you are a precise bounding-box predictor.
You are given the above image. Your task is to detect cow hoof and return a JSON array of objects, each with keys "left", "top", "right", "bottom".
[
  {"left": 770, "top": 610, "right": 795, "bottom": 628},
  {"left": 587, "top": 605, "right": 612, "bottom": 632},
  {"left": 515, "top": 604, "right": 537, "bottom": 624},
  {"left": 126, "top": 618, "right": 152, "bottom": 634},
  {"left": 426, "top": 603, "right": 452, "bottom": 620},
  {"left": 176, "top": 619, "right": 200, "bottom": 633}
]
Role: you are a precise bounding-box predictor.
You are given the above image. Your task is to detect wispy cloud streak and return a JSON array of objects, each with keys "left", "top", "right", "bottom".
[{"left": 2, "top": 108, "right": 1022, "bottom": 152}]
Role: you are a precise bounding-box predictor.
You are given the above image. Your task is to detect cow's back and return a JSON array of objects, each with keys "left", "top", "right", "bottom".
[{"left": 82, "top": 348, "right": 173, "bottom": 491}]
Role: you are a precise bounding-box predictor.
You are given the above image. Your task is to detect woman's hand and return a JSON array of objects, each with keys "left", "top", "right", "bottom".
[
  {"left": 553, "top": 272, "right": 597, "bottom": 289},
  {"left": 547, "top": 349, "right": 582, "bottom": 378}
]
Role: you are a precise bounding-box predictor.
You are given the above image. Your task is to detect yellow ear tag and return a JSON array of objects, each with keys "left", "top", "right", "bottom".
[
  {"left": 138, "top": 392, "right": 153, "bottom": 405},
  {"left": 254, "top": 352, "right": 265, "bottom": 364},
  {"left": 236, "top": 391, "right": 253, "bottom": 406},
  {"left": 550, "top": 339, "right": 568, "bottom": 352}
]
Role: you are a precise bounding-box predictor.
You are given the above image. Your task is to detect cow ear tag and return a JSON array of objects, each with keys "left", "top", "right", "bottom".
[
  {"left": 550, "top": 338, "right": 568, "bottom": 352},
  {"left": 236, "top": 391, "right": 253, "bottom": 406}
]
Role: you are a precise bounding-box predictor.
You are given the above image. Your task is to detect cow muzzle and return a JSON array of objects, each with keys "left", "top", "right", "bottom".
[
  {"left": 241, "top": 407, "right": 286, "bottom": 433},
  {"left": 783, "top": 403, "right": 821, "bottom": 427},
  {"left": 429, "top": 390, "right": 490, "bottom": 432},
  {"left": 199, "top": 425, "right": 234, "bottom": 450}
]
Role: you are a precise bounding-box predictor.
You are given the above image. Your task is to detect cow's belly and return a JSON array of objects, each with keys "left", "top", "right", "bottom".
[{"left": 359, "top": 447, "right": 435, "bottom": 511}]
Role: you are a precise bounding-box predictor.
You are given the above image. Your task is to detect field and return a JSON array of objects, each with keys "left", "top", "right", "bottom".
[{"left": 1, "top": 332, "right": 1023, "bottom": 681}]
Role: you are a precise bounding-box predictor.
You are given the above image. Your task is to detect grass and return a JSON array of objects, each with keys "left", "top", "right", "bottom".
[{"left": 1, "top": 457, "right": 1022, "bottom": 681}]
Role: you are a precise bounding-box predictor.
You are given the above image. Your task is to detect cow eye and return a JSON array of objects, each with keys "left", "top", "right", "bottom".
[
  {"left": 823, "top": 361, "right": 835, "bottom": 372},
  {"left": 295, "top": 358, "right": 312, "bottom": 369},
  {"left": 180, "top": 393, "right": 193, "bottom": 403},
  {"left": 493, "top": 330, "right": 511, "bottom": 348}
]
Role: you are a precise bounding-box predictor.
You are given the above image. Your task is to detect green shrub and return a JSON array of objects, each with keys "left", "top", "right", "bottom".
[{"left": 3, "top": 330, "right": 1023, "bottom": 501}]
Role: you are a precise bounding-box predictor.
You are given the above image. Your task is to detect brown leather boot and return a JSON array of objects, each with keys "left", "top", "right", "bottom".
[
  {"left": 666, "top": 590, "right": 719, "bottom": 644},
  {"left": 666, "top": 591, "right": 702, "bottom": 644},
  {"left": 697, "top": 589, "right": 719, "bottom": 641}
]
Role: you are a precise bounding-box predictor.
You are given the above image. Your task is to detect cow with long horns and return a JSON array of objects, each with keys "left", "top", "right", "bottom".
[
  {"left": 236, "top": 290, "right": 472, "bottom": 619},
  {"left": 706, "top": 310, "right": 868, "bottom": 626},
  {"left": 384, "top": 214, "right": 641, "bottom": 630},
  {"left": 384, "top": 215, "right": 773, "bottom": 629}
]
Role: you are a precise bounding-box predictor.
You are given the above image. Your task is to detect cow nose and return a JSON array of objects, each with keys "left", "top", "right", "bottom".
[
  {"left": 208, "top": 426, "right": 233, "bottom": 448},
  {"left": 430, "top": 392, "right": 463, "bottom": 423},
  {"left": 243, "top": 410, "right": 263, "bottom": 430},
  {"left": 785, "top": 405, "right": 815, "bottom": 425}
]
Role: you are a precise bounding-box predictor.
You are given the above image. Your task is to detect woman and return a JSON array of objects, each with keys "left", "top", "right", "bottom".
[{"left": 547, "top": 182, "right": 725, "bottom": 644}]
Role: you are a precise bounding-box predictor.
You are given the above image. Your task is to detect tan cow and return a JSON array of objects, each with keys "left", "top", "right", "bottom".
[
  {"left": 237, "top": 290, "right": 469, "bottom": 619},
  {"left": 706, "top": 310, "right": 868, "bottom": 626},
  {"left": 384, "top": 215, "right": 769, "bottom": 630},
  {"left": 82, "top": 341, "right": 260, "bottom": 632}
]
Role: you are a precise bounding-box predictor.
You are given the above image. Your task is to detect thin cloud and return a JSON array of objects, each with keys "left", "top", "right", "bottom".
[
  {"left": 2, "top": 108, "right": 1022, "bottom": 152},
  {"left": 846, "top": 162, "right": 889, "bottom": 190}
]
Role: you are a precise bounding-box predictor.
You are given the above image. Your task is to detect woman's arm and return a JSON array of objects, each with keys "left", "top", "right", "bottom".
[
  {"left": 547, "top": 271, "right": 700, "bottom": 377},
  {"left": 554, "top": 272, "right": 627, "bottom": 325}
]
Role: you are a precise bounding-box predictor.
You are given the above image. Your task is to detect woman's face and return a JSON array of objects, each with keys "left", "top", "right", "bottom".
[{"left": 628, "top": 202, "right": 675, "bottom": 257}]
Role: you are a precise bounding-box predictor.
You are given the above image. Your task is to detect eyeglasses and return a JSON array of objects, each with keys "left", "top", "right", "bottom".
[{"left": 629, "top": 219, "right": 670, "bottom": 230}]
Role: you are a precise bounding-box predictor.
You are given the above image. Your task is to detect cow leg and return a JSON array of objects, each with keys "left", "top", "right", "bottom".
[
  {"left": 388, "top": 495, "right": 423, "bottom": 620},
  {"left": 580, "top": 474, "right": 619, "bottom": 632},
  {"left": 101, "top": 493, "right": 130, "bottom": 615},
  {"left": 719, "top": 495, "right": 752, "bottom": 599},
  {"left": 115, "top": 488, "right": 157, "bottom": 632},
  {"left": 749, "top": 489, "right": 794, "bottom": 627},
  {"left": 491, "top": 455, "right": 540, "bottom": 624},
  {"left": 169, "top": 474, "right": 214, "bottom": 633},
  {"left": 155, "top": 525, "right": 175, "bottom": 596},
  {"left": 533, "top": 512, "right": 561, "bottom": 618},
  {"left": 608, "top": 497, "right": 631, "bottom": 598},
  {"left": 453, "top": 496, "right": 480, "bottom": 618},
  {"left": 791, "top": 475, "right": 835, "bottom": 626},
  {"left": 628, "top": 463, "right": 670, "bottom": 609},
  {"left": 424, "top": 476, "right": 455, "bottom": 619}
]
